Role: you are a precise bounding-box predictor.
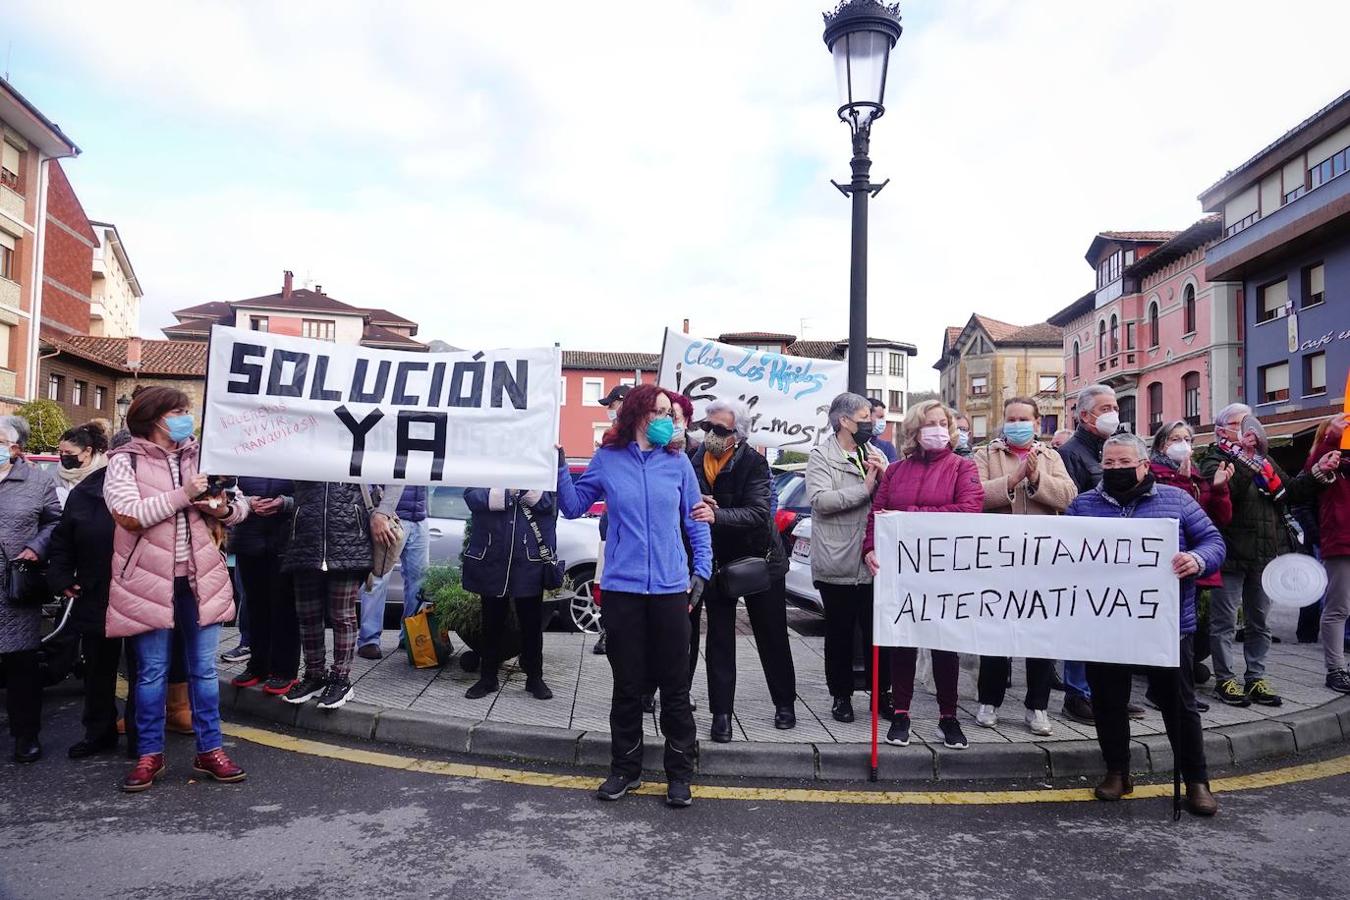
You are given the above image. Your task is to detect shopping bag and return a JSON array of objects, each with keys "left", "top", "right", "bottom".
[{"left": 402, "top": 604, "right": 450, "bottom": 669}]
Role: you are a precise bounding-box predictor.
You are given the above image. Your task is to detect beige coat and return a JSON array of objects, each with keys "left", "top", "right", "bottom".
[
  {"left": 805, "top": 434, "right": 875, "bottom": 585},
  {"left": 973, "top": 439, "right": 1078, "bottom": 516}
]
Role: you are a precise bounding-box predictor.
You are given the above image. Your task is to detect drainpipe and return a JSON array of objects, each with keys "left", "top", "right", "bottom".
[{"left": 25, "top": 153, "right": 52, "bottom": 401}]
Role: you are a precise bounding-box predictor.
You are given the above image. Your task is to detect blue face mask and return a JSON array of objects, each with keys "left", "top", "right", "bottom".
[
  {"left": 646, "top": 417, "right": 675, "bottom": 447},
  {"left": 163, "top": 414, "right": 195, "bottom": 443},
  {"left": 1002, "top": 421, "right": 1035, "bottom": 447}
]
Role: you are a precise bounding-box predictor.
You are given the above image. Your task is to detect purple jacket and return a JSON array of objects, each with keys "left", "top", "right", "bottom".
[
  {"left": 863, "top": 448, "right": 983, "bottom": 554},
  {"left": 1066, "top": 481, "right": 1226, "bottom": 636}
]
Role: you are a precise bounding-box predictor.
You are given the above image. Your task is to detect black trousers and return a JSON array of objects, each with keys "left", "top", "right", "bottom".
[
  {"left": 705, "top": 576, "right": 797, "bottom": 714},
  {"left": 647, "top": 599, "right": 702, "bottom": 697},
  {"left": 480, "top": 594, "right": 543, "bottom": 678},
  {"left": 978, "top": 656, "right": 1055, "bottom": 710},
  {"left": 236, "top": 552, "right": 299, "bottom": 681},
  {"left": 1087, "top": 635, "right": 1208, "bottom": 783},
  {"left": 81, "top": 635, "right": 123, "bottom": 740},
  {"left": 602, "top": 591, "right": 696, "bottom": 782},
  {"left": 1, "top": 650, "right": 42, "bottom": 739},
  {"left": 816, "top": 582, "right": 889, "bottom": 699}
]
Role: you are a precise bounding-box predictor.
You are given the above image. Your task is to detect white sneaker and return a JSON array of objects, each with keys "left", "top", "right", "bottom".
[
  {"left": 975, "top": 704, "right": 999, "bottom": 728},
  {"left": 1025, "top": 708, "right": 1053, "bottom": 736}
]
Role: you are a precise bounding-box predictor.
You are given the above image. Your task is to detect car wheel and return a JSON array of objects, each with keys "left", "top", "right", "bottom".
[{"left": 565, "top": 565, "right": 601, "bottom": 634}]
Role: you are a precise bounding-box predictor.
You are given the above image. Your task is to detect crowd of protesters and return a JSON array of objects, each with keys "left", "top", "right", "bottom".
[{"left": 0, "top": 374, "right": 1344, "bottom": 815}]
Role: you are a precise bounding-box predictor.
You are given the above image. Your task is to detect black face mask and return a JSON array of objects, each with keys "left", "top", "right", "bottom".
[
  {"left": 853, "top": 421, "right": 875, "bottom": 444},
  {"left": 1102, "top": 467, "right": 1141, "bottom": 498},
  {"left": 60, "top": 454, "right": 83, "bottom": 470}
]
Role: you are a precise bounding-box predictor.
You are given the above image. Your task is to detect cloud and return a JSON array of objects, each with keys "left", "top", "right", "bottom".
[{"left": 9, "top": 0, "right": 1350, "bottom": 389}]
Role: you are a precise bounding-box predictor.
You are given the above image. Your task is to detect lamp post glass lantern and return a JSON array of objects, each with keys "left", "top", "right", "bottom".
[
  {"left": 822, "top": 0, "right": 902, "bottom": 394},
  {"left": 115, "top": 394, "right": 130, "bottom": 427}
]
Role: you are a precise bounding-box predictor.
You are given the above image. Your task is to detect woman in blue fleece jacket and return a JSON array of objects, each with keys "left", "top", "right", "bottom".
[
  {"left": 556, "top": 384, "right": 712, "bottom": 808},
  {"left": 1067, "top": 432, "right": 1226, "bottom": 817}
]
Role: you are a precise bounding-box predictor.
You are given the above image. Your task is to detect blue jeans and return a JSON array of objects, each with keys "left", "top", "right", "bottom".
[
  {"left": 130, "top": 577, "right": 223, "bottom": 755},
  {"left": 232, "top": 560, "right": 251, "bottom": 648},
  {"left": 1062, "top": 661, "right": 1092, "bottom": 701},
  {"left": 358, "top": 518, "right": 430, "bottom": 647}
]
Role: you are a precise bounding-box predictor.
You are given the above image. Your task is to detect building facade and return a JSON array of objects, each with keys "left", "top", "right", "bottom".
[
  {"left": 934, "top": 315, "right": 1064, "bottom": 441},
  {"left": 1199, "top": 89, "right": 1350, "bottom": 443},
  {"left": 559, "top": 351, "right": 657, "bottom": 457},
  {"left": 88, "top": 220, "right": 142, "bottom": 338},
  {"left": 0, "top": 78, "right": 81, "bottom": 408},
  {"left": 1050, "top": 219, "right": 1242, "bottom": 436}
]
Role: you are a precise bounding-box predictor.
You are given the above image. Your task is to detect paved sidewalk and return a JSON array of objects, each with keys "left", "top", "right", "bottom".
[{"left": 215, "top": 603, "right": 1350, "bottom": 782}]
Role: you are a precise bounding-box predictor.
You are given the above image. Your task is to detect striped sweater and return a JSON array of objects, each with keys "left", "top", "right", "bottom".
[{"left": 105, "top": 451, "right": 247, "bottom": 569}]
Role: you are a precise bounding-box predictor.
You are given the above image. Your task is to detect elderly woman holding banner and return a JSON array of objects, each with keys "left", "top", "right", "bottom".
[
  {"left": 864, "top": 399, "right": 983, "bottom": 750},
  {"left": 971, "top": 396, "right": 1077, "bottom": 737},
  {"left": 806, "top": 392, "right": 891, "bottom": 725},
  {"left": 1067, "top": 432, "right": 1226, "bottom": 816}
]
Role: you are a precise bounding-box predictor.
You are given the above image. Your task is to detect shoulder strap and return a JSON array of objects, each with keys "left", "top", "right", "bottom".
[
  {"left": 518, "top": 502, "right": 557, "bottom": 564},
  {"left": 359, "top": 484, "right": 375, "bottom": 512}
]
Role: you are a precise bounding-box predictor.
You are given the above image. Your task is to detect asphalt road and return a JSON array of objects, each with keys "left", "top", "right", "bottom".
[{"left": 3, "top": 687, "right": 1349, "bottom": 900}]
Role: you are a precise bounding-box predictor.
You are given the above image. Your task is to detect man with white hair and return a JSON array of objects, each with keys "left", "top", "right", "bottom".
[
  {"left": 1198, "top": 403, "right": 1341, "bottom": 707},
  {"left": 689, "top": 397, "right": 797, "bottom": 740}
]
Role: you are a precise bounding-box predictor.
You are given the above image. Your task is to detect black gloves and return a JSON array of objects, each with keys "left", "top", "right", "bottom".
[{"left": 688, "top": 575, "right": 706, "bottom": 607}]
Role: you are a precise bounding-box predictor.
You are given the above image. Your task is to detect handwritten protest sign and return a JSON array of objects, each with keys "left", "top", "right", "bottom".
[
  {"left": 657, "top": 328, "right": 848, "bottom": 450},
  {"left": 873, "top": 511, "right": 1181, "bottom": 667},
  {"left": 201, "top": 325, "right": 561, "bottom": 490}
]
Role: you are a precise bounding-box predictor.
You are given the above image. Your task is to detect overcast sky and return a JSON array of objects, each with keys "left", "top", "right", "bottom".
[{"left": 9, "top": 1, "right": 1350, "bottom": 389}]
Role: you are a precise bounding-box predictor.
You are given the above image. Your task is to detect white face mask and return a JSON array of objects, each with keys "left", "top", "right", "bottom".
[
  {"left": 1165, "top": 441, "right": 1192, "bottom": 464},
  {"left": 1093, "top": 411, "right": 1120, "bottom": 437},
  {"left": 606, "top": 409, "right": 618, "bottom": 423},
  {"left": 919, "top": 425, "right": 950, "bottom": 451}
]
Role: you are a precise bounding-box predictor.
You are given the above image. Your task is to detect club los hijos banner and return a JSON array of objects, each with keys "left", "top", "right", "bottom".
[
  {"left": 201, "top": 326, "right": 562, "bottom": 491},
  {"left": 658, "top": 328, "right": 848, "bottom": 451},
  {"left": 873, "top": 512, "right": 1182, "bottom": 667}
]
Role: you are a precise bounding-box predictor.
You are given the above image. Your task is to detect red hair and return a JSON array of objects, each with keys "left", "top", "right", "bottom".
[
  {"left": 665, "top": 389, "right": 694, "bottom": 426},
  {"left": 601, "top": 383, "right": 675, "bottom": 451}
]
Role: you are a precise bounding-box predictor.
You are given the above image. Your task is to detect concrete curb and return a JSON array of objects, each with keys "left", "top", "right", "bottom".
[{"left": 218, "top": 677, "right": 1350, "bottom": 783}]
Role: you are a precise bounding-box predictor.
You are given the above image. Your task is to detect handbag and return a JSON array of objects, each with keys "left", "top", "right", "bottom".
[
  {"left": 4, "top": 556, "right": 50, "bottom": 608},
  {"left": 519, "top": 501, "right": 565, "bottom": 591},
  {"left": 360, "top": 485, "right": 408, "bottom": 582},
  {"left": 717, "top": 555, "right": 771, "bottom": 599}
]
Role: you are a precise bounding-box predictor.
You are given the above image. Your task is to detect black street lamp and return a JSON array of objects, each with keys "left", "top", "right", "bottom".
[
  {"left": 823, "top": 0, "right": 902, "bottom": 394},
  {"left": 115, "top": 393, "right": 131, "bottom": 427}
]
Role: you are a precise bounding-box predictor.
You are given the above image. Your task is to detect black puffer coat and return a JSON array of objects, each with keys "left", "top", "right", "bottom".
[
  {"left": 690, "top": 442, "right": 788, "bottom": 579},
  {"left": 1058, "top": 425, "right": 1107, "bottom": 494},
  {"left": 281, "top": 481, "right": 373, "bottom": 574},
  {"left": 46, "top": 467, "right": 115, "bottom": 637}
]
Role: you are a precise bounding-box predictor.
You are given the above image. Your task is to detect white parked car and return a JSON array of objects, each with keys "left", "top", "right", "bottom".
[
  {"left": 425, "top": 487, "right": 603, "bottom": 632},
  {"left": 784, "top": 516, "right": 823, "bottom": 616}
]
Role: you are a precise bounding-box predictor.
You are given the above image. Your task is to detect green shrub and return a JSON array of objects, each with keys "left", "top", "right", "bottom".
[
  {"left": 15, "top": 399, "right": 70, "bottom": 452},
  {"left": 424, "top": 565, "right": 521, "bottom": 660}
]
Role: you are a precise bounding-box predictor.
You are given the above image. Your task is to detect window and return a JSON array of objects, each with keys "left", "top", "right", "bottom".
[
  {"left": 1257, "top": 279, "right": 1288, "bottom": 323},
  {"left": 889, "top": 353, "right": 903, "bottom": 377},
  {"left": 970, "top": 415, "right": 988, "bottom": 439},
  {"left": 1097, "top": 321, "right": 1107, "bottom": 359},
  {"left": 0, "top": 322, "right": 10, "bottom": 369},
  {"left": 428, "top": 487, "right": 471, "bottom": 520},
  {"left": 1258, "top": 361, "right": 1290, "bottom": 404},
  {"left": 558, "top": 377, "right": 567, "bottom": 405},
  {"left": 866, "top": 389, "right": 883, "bottom": 403},
  {"left": 301, "top": 319, "right": 335, "bottom": 341},
  {"left": 1302, "top": 263, "right": 1325, "bottom": 307},
  {"left": 47, "top": 373, "right": 63, "bottom": 401},
  {"left": 1071, "top": 341, "right": 1080, "bottom": 378},
  {"left": 1038, "top": 374, "right": 1058, "bottom": 393},
  {"left": 1117, "top": 396, "right": 1137, "bottom": 433},
  {"left": 969, "top": 375, "right": 988, "bottom": 396},
  {"left": 1183, "top": 284, "right": 1197, "bottom": 335},
  {"left": 1109, "top": 314, "right": 1119, "bottom": 355},
  {"left": 581, "top": 378, "right": 605, "bottom": 406},
  {"left": 72, "top": 380, "right": 86, "bottom": 406},
  {"left": 619, "top": 377, "right": 636, "bottom": 386},
  {"left": 1304, "top": 352, "right": 1327, "bottom": 396},
  {"left": 592, "top": 424, "right": 609, "bottom": 447},
  {"left": 1309, "top": 146, "right": 1349, "bottom": 190},
  {"left": 0, "top": 141, "right": 19, "bottom": 190},
  {"left": 866, "top": 351, "right": 882, "bottom": 376},
  {"left": 250, "top": 316, "right": 269, "bottom": 332},
  {"left": 1183, "top": 372, "right": 1200, "bottom": 427},
  {"left": 0, "top": 244, "right": 12, "bottom": 281},
  {"left": 1125, "top": 322, "right": 1136, "bottom": 351},
  {"left": 888, "top": 390, "right": 902, "bottom": 412},
  {"left": 1148, "top": 302, "right": 1160, "bottom": 349},
  {"left": 1147, "top": 382, "right": 1164, "bottom": 433},
  {"left": 1041, "top": 414, "right": 1058, "bottom": 435},
  {"left": 94, "top": 386, "right": 106, "bottom": 410}
]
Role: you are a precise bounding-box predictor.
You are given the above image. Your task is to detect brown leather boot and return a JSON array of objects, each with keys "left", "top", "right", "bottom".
[
  {"left": 1185, "top": 782, "right": 1218, "bottom": 816},
  {"left": 192, "top": 748, "right": 247, "bottom": 783},
  {"left": 121, "top": 754, "right": 166, "bottom": 793},
  {"left": 166, "top": 682, "right": 194, "bottom": 735},
  {"left": 1093, "top": 771, "right": 1134, "bottom": 801}
]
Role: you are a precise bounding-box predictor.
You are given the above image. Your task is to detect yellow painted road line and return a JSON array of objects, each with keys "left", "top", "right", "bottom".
[{"left": 221, "top": 722, "right": 1350, "bottom": 806}]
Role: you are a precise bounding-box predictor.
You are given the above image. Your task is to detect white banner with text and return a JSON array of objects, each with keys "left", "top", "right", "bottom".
[
  {"left": 657, "top": 328, "right": 848, "bottom": 450},
  {"left": 873, "top": 512, "right": 1180, "bottom": 667},
  {"left": 201, "top": 325, "right": 561, "bottom": 490}
]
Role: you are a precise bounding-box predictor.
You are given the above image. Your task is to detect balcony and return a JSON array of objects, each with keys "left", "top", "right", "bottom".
[
  {"left": 0, "top": 182, "right": 23, "bottom": 221},
  {"left": 1207, "top": 164, "right": 1350, "bottom": 281}
]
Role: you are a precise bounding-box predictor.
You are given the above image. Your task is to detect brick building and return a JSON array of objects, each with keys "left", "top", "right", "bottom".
[
  {"left": 559, "top": 351, "right": 658, "bottom": 457},
  {"left": 42, "top": 335, "right": 208, "bottom": 427}
]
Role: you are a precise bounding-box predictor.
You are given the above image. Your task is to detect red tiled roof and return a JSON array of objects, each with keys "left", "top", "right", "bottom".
[
  {"left": 717, "top": 331, "right": 797, "bottom": 343},
  {"left": 170, "top": 301, "right": 233, "bottom": 322},
  {"left": 230, "top": 288, "right": 367, "bottom": 315},
  {"left": 944, "top": 326, "right": 963, "bottom": 349},
  {"left": 162, "top": 317, "right": 215, "bottom": 337},
  {"left": 972, "top": 315, "right": 1020, "bottom": 343},
  {"left": 1123, "top": 215, "right": 1223, "bottom": 281},
  {"left": 56, "top": 336, "right": 206, "bottom": 376},
  {"left": 364, "top": 307, "right": 416, "bottom": 326},
  {"left": 1001, "top": 322, "right": 1063, "bottom": 345},
  {"left": 361, "top": 323, "right": 426, "bottom": 351},
  {"left": 785, "top": 340, "right": 844, "bottom": 360},
  {"left": 562, "top": 351, "right": 659, "bottom": 372},
  {"left": 1095, "top": 230, "right": 1182, "bottom": 242}
]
